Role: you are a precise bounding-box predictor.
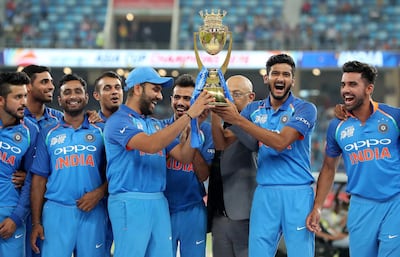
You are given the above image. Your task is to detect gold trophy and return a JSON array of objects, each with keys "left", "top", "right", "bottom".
[{"left": 194, "top": 9, "right": 233, "bottom": 105}]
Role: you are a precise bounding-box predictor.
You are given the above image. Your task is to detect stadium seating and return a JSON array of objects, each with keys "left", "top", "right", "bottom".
[
  {"left": 179, "top": 0, "right": 400, "bottom": 51},
  {"left": 2, "top": 0, "right": 400, "bottom": 50},
  {"left": 2, "top": 0, "right": 107, "bottom": 48}
]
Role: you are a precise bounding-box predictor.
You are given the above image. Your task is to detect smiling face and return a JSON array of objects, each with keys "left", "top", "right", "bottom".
[
  {"left": 58, "top": 80, "right": 88, "bottom": 116},
  {"left": 28, "top": 71, "right": 55, "bottom": 103},
  {"left": 138, "top": 83, "right": 163, "bottom": 115},
  {"left": 170, "top": 85, "right": 193, "bottom": 119},
  {"left": 340, "top": 72, "right": 373, "bottom": 112},
  {"left": 264, "top": 63, "right": 294, "bottom": 102}
]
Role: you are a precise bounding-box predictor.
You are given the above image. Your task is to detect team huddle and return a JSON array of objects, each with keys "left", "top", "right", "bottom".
[{"left": 1, "top": 54, "right": 399, "bottom": 257}]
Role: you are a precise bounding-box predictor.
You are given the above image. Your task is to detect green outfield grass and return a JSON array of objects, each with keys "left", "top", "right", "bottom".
[{"left": 206, "top": 232, "right": 213, "bottom": 257}]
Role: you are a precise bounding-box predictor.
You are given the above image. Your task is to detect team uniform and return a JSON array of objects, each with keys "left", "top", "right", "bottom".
[
  {"left": 30, "top": 116, "right": 107, "bottom": 257},
  {"left": 104, "top": 104, "right": 177, "bottom": 257},
  {"left": 0, "top": 118, "right": 38, "bottom": 257},
  {"left": 97, "top": 109, "right": 114, "bottom": 257},
  {"left": 98, "top": 110, "right": 108, "bottom": 122},
  {"left": 24, "top": 106, "right": 63, "bottom": 257},
  {"left": 162, "top": 117, "right": 214, "bottom": 257},
  {"left": 241, "top": 93, "right": 317, "bottom": 257},
  {"left": 24, "top": 106, "right": 63, "bottom": 129},
  {"left": 325, "top": 101, "right": 400, "bottom": 257}
]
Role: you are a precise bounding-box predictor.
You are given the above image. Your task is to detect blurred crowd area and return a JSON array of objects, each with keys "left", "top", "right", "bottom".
[
  {"left": 180, "top": 0, "right": 400, "bottom": 51},
  {"left": 1, "top": 0, "right": 106, "bottom": 48},
  {"left": 2, "top": 0, "right": 400, "bottom": 50}
]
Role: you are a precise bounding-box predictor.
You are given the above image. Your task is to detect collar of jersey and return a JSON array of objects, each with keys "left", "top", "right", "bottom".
[
  {"left": 24, "top": 105, "right": 52, "bottom": 119},
  {"left": 98, "top": 110, "right": 108, "bottom": 122},
  {"left": 60, "top": 114, "right": 91, "bottom": 129},
  {"left": 120, "top": 104, "right": 146, "bottom": 119}
]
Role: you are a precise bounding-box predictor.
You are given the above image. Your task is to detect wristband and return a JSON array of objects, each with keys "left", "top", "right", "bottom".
[{"left": 185, "top": 112, "right": 193, "bottom": 120}]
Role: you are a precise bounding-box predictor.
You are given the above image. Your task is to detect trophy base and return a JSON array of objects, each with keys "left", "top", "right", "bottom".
[{"left": 209, "top": 101, "right": 229, "bottom": 106}]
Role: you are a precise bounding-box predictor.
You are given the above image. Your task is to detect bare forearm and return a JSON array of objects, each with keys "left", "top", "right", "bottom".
[
  {"left": 192, "top": 150, "right": 210, "bottom": 182},
  {"left": 128, "top": 114, "right": 192, "bottom": 153},
  {"left": 313, "top": 158, "right": 338, "bottom": 211},
  {"left": 234, "top": 116, "right": 297, "bottom": 151},
  {"left": 94, "top": 182, "right": 107, "bottom": 198}
]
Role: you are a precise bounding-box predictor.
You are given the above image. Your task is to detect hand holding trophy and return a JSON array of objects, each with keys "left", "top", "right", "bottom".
[{"left": 190, "top": 9, "right": 233, "bottom": 148}]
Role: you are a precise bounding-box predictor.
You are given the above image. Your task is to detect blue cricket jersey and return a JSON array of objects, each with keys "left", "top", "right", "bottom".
[
  {"left": 24, "top": 106, "right": 63, "bottom": 129},
  {"left": 104, "top": 104, "right": 178, "bottom": 194},
  {"left": 98, "top": 110, "right": 109, "bottom": 123},
  {"left": 326, "top": 101, "right": 400, "bottom": 201},
  {"left": 30, "top": 116, "right": 105, "bottom": 205},
  {"left": 162, "top": 116, "right": 214, "bottom": 213},
  {"left": 0, "top": 118, "right": 39, "bottom": 226},
  {"left": 241, "top": 93, "right": 317, "bottom": 186}
]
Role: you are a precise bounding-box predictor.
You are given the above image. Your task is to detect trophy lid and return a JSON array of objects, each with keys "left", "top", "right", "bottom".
[{"left": 199, "top": 9, "right": 227, "bottom": 29}]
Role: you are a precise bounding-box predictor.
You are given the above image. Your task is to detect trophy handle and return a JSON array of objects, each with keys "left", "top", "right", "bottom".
[
  {"left": 220, "top": 31, "right": 232, "bottom": 75},
  {"left": 193, "top": 32, "right": 204, "bottom": 71}
]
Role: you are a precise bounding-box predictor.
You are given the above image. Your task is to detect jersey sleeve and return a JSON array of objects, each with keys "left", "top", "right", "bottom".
[
  {"left": 9, "top": 123, "right": 39, "bottom": 226},
  {"left": 240, "top": 101, "right": 257, "bottom": 121},
  {"left": 286, "top": 101, "right": 317, "bottom": 138},
  {"left": 105, "top": 115, "right": 143, "bottom": 150},
  {"left": 9, "top": 172, "right": 32, "bottom": 226},
  {"left": 325, "top": 119, "right": 343, "bottom": 158},
  {"left": 30, "top": 128, "right": 51, "bottom": 178},
  {"left": 199, "top": 123, "right": 215, "bottom": 164}
]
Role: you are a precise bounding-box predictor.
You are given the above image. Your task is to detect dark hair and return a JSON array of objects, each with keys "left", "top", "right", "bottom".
[
  {"left": 342, "top": 61, "right": 378, "bottom": 84},
  {"left": 0, "top": 72, "right": 30, "bottom": 97},
  {"left": 266, "top": 53, "right": 296, "bottom": 76},
  {"left": 174, "top": 74, "right": 195, "bottom": 88},
  {"left": 58, "top": 73, "right": 87, "bottom": 93},
  {"left": 21, "top": 65, "right": 51, "bottom": 81},
  {"left": 93, "top": 71, "right": 123, "bottom": 93}
]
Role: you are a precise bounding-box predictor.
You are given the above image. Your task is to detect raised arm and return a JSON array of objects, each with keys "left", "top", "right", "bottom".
[{"left": 127, "top": 90, "right": 213, "bottom": 153}]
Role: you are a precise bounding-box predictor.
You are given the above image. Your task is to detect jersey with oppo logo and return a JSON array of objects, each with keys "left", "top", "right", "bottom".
[
  {"left": 0, "top": 118, "right": 39, "bottom": 225},
  {"left": 326, "top": 101, "right": 400, "bottom": 201},
  {"left": 30, "top": 116, "right": 105, "bottom": 205},
  {"left": 240, "top": 92, "right": 317, "bottom": 186}
]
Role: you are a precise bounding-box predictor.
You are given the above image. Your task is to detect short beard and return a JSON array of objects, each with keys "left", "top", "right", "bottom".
[
  {"left": 4, "top": 104, "right": 24, "bottom": 120},
  {"left": 345, "top": 98, "right": 363, "bottom": 112},
  {"left": 65, "top": 109, "right": 84, "bottom": 117},
  {"left": 139, "top": 93, "right": 153, "bottom": 116},
  {"left": 268, "top": 83, "right": 291, "bottom": 100}
]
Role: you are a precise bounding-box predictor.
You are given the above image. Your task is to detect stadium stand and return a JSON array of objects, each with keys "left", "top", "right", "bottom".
[
  {"left": 2, "top": 0, "right": 107, "bottom": 48},
  {"left": 1, "top": 0, "right": 400, "bottom": 50},
  {"left": 179, "top": 0, "right": 400, "bottom": 51}
]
